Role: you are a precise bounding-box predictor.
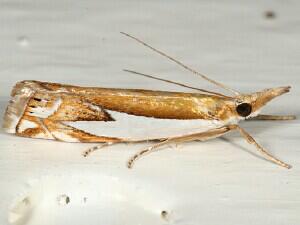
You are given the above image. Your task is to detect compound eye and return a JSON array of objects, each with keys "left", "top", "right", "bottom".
[{"left": 236, "top": 103, "right": 252, "bottom": 117}]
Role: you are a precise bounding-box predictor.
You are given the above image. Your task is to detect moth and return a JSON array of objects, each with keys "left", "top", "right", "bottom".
[{"left": 3, "top": 32, "right": 295, "bottom": 169}]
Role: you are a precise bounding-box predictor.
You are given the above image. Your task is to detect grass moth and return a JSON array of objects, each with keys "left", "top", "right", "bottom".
[{"left": 3, "top": 32, "right": 295, "bottom": 169}]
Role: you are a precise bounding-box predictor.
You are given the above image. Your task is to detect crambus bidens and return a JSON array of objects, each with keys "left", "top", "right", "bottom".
[{"left": 3, "top": 32, "right": 295, "bottom": 169}]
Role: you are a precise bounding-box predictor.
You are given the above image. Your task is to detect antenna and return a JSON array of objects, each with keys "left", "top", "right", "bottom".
[
  {"left": 120, "top": 32, "right": 240, "bottom": 96},
  {"left": 123, "top": 69, "right": 231, "bottom": 98}
]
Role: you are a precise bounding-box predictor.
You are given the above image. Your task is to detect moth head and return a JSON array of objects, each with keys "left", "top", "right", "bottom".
[{"left": 234, "top": 86, "right": 291, "bottom": 119}]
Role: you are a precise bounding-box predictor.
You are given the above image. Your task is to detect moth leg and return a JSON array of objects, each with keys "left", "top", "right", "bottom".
[
  {"left": 127, "top": 126, "right": 233, "bottom": 169},
  {"left": 82, "top": 139, "right": 149, "bottom": 157},
  {"left": 43, "top": 119, "right": 121, "bottom": 143},
  {"left": 234, "top": 125, "right": 291, "bottom": 169},
  {"left": 83, "top": 142, "right": 119, "bottom": 157},
  {"left": 127, "top": 124, "right": 292, "bottom": 169},
  {"left": 251, "top": 114, "right": 296, "bottom": 121}
]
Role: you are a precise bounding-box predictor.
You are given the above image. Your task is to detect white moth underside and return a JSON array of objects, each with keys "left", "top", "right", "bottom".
[{"left": 65, "top": 110, "right": 233, "bottom": 141}]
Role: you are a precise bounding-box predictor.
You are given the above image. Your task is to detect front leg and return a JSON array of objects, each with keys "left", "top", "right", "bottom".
[{"left": 234, "top": 125, "right": 291, "bottom": 169}]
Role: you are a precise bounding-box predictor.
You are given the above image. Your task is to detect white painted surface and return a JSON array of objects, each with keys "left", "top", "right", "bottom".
[{"left": 0, "top": 1, "right": 299, "bottom": 225}]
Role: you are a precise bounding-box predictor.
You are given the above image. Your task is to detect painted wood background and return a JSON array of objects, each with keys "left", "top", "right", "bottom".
[{"left": 0, "top": 1, "right": 299, "bottom": 224}]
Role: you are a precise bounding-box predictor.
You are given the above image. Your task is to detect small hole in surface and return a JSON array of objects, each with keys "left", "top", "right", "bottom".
[
  {"left": 264, "top": 10, "right": 276, "bottom": 19},
  {"left": 22, "top": 197, "right": 30, "bottom": 205},
  {"left": 161, "top": 210, "right": 168, "bottom": 220},
  {"left": 17, "top": 36, "right": 30, "bottom": 47},
  {"left": 57, "top": 194, "right": 70, "bottom": 206}
]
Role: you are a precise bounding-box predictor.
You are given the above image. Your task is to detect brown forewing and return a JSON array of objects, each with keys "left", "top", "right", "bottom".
[{"left": 34, "top": 80, "right": 236, "bottom": 120}]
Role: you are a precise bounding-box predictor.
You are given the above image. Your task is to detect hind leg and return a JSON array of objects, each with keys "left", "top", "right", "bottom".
[
  {"left": 83, "top": 142, "right": 120, "bottom": 157},
  {"left": 127, "top": 126, "right": 233, "bottom": 168}
]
